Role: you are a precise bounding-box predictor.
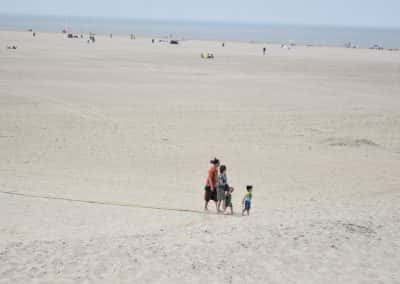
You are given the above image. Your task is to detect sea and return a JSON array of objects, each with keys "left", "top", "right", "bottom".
[{"left": 1, "top": 13, "right": 400, "bottom": 49}]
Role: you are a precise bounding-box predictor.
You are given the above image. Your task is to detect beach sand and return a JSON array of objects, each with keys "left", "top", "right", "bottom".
[{"left": 1, "top": 30, "right": 400, "bottom": 283}]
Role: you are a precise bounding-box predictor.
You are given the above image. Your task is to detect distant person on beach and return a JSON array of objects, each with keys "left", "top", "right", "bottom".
[
  {"left": 204, "top": 158, "right": 220, "bottom": 211},
  {"left": 152, "top": 38, "right": 155, "bottom": 43},
  {"left": 222, "top": 42, "right": 225, "bottom": 47},
  {"left": 216, "top": 165, "right": 228, "bottom": 212},
  {"left": 263, "top": 47, "right": 266, "bottom": 55},
  {"left": 224, "top": 187, "right": 234, "bottom": 215},
  {"left": 242, "top": 185, "right": 253, "bottom": 216}
]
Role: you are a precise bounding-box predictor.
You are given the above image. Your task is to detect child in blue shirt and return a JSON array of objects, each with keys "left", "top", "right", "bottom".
[{"left": 242, "top": 185, "right": 253, "bottom": 216}]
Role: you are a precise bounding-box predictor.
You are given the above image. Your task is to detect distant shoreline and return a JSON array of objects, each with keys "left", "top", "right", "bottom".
[{"left": 2, "top": 28, "right": 399, "bottom": 53}]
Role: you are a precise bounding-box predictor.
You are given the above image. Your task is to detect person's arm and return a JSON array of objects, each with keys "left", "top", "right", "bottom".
[
  {"left": 208, "top": 170, "right": 215, "bottom": 191},
  {"left": 207, "top": 176, "right": 214, "bottom": 191}
]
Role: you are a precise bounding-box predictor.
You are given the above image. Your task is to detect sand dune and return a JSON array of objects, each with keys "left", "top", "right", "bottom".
[{"left": 1, "top": 30, "right": 400, "bottom": 283}]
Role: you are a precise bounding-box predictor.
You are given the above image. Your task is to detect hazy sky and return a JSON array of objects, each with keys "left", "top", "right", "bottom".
[{"left": 1, "top": 0, "right": 399, "bottom": 28}]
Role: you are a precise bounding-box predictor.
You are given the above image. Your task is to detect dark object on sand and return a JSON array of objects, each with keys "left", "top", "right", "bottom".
[
  {"left": 33, "top": 32, "right": 36, "bottom": 37},
  {"left": 170, "top": 40, "right": 179, "bottom": 45},
  {"left": 370, "top": 44, "right": 383, "bottom": 50},
  {"left": 67, "top": 34, "right": 79, "bottom": 39},
  {"left": 263, "top": 47, "right": 266, "bottom": 55},
  {"left": 345, "top": 42, "right": 358, "bottom": 49},
  {"left": 7, "top": 45, "right": 17, "bottom": 50},
  {"left": 110, "top": 33, "right": 113, "bottom": 38},
  {"left": 222, "top": 42, "right": 225, "bottom": 47},
  {"left": 152, "top": 38, "right": 155, "bottom": 43}
]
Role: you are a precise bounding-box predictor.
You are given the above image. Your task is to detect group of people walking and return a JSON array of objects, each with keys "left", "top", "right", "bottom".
[{"left": 204, "top": 158, "right": 253, "bottom": 216}]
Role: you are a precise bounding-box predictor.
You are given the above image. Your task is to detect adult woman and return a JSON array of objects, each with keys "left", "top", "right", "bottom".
[{"left": 204, "top": 158, "right": 219, "bottom": 211}]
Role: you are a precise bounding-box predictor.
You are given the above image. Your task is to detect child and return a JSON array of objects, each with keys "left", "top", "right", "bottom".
[
  {"left": 224, "top": 187, "right": 234, "bottom": 215},
  {"left": 242, "top": 185, "right": 253, "bottom": 216}
]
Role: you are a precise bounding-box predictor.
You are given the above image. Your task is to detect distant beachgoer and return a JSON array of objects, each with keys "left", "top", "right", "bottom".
[
  {"left": 263, "top": 47, "right": 266, "bottom": 55},
  {"left": 110, "top": 33, "right": 113, "bottom": 38},
  {"left": 242, "top": 185, "right": 253, "bottom": 216},
  {"left": 152, "top": 38, "right": 155, "bottom": 44},
  {"left": 204, "top": 158, "right": 220, "bottom": 211},
  {"left": 216, "top": 165, "right": 228, "bottom": 212},
  {"left": 222, "top": 42, "right": 225, "bottom": 47},
  {"left": 33, "top": 32, "right": 36, "bottom": 37},
  {"left": 224, "top": 187, "right": 234, "bottom": 215}
]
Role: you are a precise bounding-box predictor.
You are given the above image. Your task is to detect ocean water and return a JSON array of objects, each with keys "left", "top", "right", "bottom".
[{"left": 1, "top": 13, "right": 400, "bottom": 48}]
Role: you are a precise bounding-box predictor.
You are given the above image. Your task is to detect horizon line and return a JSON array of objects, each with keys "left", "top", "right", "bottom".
[{"left": 1, "top": 11, "right": 400, "bottom": 30}]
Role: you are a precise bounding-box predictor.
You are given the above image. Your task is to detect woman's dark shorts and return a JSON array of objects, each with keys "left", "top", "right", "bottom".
[
  {"left": 245, "top": 200, "right": 251, "bottom": 210},
  {"left": 204, "top": 186, "right": 217, "bottom": 202}
]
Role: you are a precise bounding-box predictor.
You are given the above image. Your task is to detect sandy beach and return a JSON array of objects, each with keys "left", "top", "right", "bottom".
[{"left": 1, "top": 30, "right": 400, "bottom": 283}]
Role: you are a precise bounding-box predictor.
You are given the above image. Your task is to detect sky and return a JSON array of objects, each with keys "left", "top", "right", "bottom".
[{"left": 1, "top": 0, "right": 399, "bottom": 28}]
